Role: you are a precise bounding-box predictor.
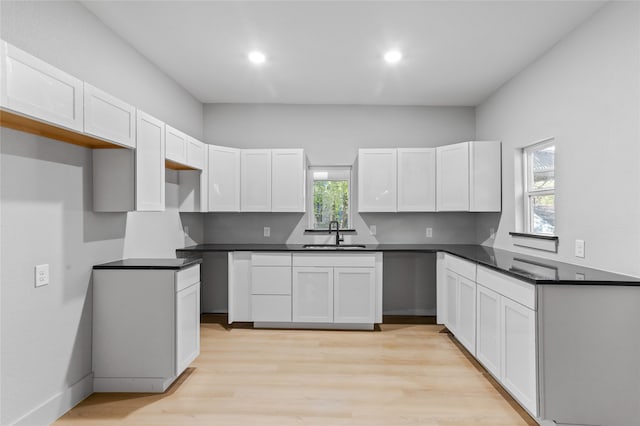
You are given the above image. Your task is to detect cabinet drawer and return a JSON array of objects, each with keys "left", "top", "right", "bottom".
[
  {"left": 176, "top": 265, "right": 200, "bottom": 292},
  {"left": 251, "top": 252, "right": 291, "bottom": 267},
  {"left": 444, "top": 253, "right": 476, "bottom": 281},
  {"left": 251, "top": 266, "right": 291, "bottom": 295},
  {"left": 252, "top": 295, "right": 291, "bottom": 322},
  {"left": 293, "top": 253, "right": 376, "bottom": 268},
  {"left": 477, "top": 266, "right": 535, "bottom": 310}
]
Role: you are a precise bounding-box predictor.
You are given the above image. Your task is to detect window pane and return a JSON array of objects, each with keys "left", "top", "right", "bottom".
[
  {"left": 313, "top": 180, "right": 349, "bottom": 229},
  {"left": 531, "top": 145, "right": 555, "bottom": 190},
  {"left": 530, "top": 194, "right": 555, "bottom": 234}
]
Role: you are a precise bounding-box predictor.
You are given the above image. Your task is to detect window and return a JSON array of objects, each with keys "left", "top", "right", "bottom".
[
  {"left": 308, "top": 166, "right": 351, "bottom": 229},
  {"left": 523, "top": 140, "right": 555, "bottom": 235}
]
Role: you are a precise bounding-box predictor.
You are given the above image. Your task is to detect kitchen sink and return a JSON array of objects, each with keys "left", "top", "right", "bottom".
[{"left": 303, "top": 244, "right": 367, "bottom": 250}]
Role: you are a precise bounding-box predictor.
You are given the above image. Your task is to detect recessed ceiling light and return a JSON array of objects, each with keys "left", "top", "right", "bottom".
[
  {"left": 384, "top": 50, "right": 402, "bottom": 64},
  {"left": 248, "top": 51, "right": 266, "bottom": 65}
]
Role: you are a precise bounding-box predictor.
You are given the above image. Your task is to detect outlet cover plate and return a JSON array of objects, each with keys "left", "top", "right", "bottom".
[{"left": 35, "top": 264, "right": 49, "bottom": 287}]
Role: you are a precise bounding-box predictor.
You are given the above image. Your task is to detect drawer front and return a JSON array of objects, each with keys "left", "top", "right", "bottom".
[
  {"left": 251, "top": 252, "right": 292, "bottom": 267},
  {"left": 293, "top": 253, "right": 376, "bottom": 268},
  {"left": 251, "top": 266, "right": 291, "bottom": 295},
  {"left": 175, "top": 264, "right": 200, "bottom": 292},
  {"left": 444, "top": 253, "right": 477, "bottom": 281},
  {"left": 252, "top": 295, "right": 292, "bottom": 322},
  {"left": 477, "top": 266, "right": 536, "bottom": 310}
]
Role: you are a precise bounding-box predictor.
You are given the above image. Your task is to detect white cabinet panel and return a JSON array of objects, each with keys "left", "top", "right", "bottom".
[
  {"left": 436, "top": 142, "right": 470, "bottom": 211},
  {"left": 501, "top": 297, "right": 537, "bottom": 416},
  {"left": 476, "top": 284, "right": 501, "bottom": 378},
  {"left": 136, "top": 110, "right": 165, "bottom": 211},
  {"left": 165, "top": 124, "right": 188, "bottom": 165},
  {"left": 272, "top": 149, "right": 305, "bottom": 212},
  {"left": 186, "top": 137, "right": 205, "bottom": 170},
  {"left": 252, "top": 295, "right": 292, "bottom": 322},
  {"left": 251, "top": 266, "right": 291, "bottom": 295},
  {"left": 358, "top": 149, "right": 397, "bottom": 212},
  {"left": 176, "top": 282, "right": 200, "bottom": 374},
  {"left": 457, "top": 276, "right": 477, "bottom": 355},
  {"left": 83, "top": 83, "right": 135, "bottom": 148},
  {"left": 208, "top": 145, "right": 240, "bottom": 211},
  {"left": 292, "top": 267, "right": 333, "bottom": 323},
  {"left": 444, "top": 270, "right": 458, "bottom": 334},
  {"left": 333, "top": 268, "right": 375, "bottom": 324},
  {"left": 241, "top": 149, "right": 272, "bottom": 211},
  {"left": 470, "top": 141, "right": 501, "bottom": 212},
  {"left": 397, "top": 148, "right": 436, "bottom": 212},
  {"left": 0, "top": 40, "right": 83, "bottom": 131}
]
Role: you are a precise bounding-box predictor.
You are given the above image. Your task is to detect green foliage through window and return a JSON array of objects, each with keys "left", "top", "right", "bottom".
[{"left": 313, "top": 180, "right": 349, "bottom": 229}]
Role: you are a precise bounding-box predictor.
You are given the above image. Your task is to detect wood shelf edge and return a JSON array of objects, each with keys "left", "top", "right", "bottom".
[{"left": 165, "top": 158, "right": 198, "bottom": 171}]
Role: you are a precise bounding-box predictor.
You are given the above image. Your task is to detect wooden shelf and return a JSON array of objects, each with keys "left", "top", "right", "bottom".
[
  {"left": 165, "top": 159, "right": 198, "bottom": 171},
  {"left": 0, "top": 108, "right": 126, "bottom": 149}
]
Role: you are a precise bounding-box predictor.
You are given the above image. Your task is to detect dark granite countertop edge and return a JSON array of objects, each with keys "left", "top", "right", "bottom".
[{"left": 93, "top": 257, "right": 202, "bottom": 270}]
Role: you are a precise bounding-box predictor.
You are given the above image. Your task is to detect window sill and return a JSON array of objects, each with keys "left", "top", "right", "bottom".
[{"left": 509, "top": 232, "right": 558, "bottom": 253}]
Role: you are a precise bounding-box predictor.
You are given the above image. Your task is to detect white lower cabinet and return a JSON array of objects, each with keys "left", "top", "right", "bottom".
[
  {"left": 457, "top": 276, "right": 477, "bottom": 355},
  {"left": 251, "top": 253, "right": 292, "bottom": 322},
  {"left": 93, "top": 264, "right": 200, "bottom": 393},
  {"left": 476, "top": 284, "right": 501, "bottom": 378},
  {"left": 441, "top": 254, "right": 477, "bottom": 355},
  {"left": 292, "top": 267, "right": 334, "bottom": 322},
  {"left": 333, "top": 267, "right": 376, "bottom": 324}
]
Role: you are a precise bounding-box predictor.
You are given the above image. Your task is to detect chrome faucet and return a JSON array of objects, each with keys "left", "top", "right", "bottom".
[{"left": 328, "top": 220, "right": 344, "bottom": 246}]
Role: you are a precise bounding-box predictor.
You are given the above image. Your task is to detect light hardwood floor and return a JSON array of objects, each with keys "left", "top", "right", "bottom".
[{"left": 55, "top": 316, "right": 536, "bottom": 425}]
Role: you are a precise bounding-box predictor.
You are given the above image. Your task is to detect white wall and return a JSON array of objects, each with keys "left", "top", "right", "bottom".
[
  {"left": 0, "top": 1, "right": 204, "bottom": 424},
  {"left": 476, "top": 1, "right": 640, "bottom": 277},
  {"left": 203, "top": 104, "right": 478, "bottom": 244}
]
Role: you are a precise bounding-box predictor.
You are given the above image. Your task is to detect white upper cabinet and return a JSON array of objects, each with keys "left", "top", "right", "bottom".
[
  {"left": 186, "top": 137, "right": 205, "bottom": 170},
  {"left": 469, "top": 141, "right": 502, "bottom": 212},
  {"left": 208, "top": 145, "right": 240, "bottom": 212},
  {"left": 436, "top": 142, "right": 470, "bottom": 211},
  {"left": 136, "top": 110, "right": 165, "bottom": 211},
  {"left": 271, "top": 149, "right": 305, "bottom": 212},
  {"left": 0, "top": 40, "right": 83, "bottom": 131},
  {"left": 241, "top": 149, "right": 272, "bottom": 212},
  {"left": 397, "top": 148, "right": 436, "bottom": 212},
  {"left": 165, "top": 124, "right": 188, "bottom": 165},
  {"left": 83, "top": 83, "right": 136, "bottom": 148},
  {"left": 437, "top": 141, "right": 501, "bottom": 212},
  {"left": 358, "top": 148, "right": 397, "bottom": 212}
]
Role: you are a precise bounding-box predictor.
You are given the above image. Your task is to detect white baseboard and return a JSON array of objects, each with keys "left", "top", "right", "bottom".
[
  {"left": 254, "top": 322, "right": 374, "bottom": 331},
  {"left": 13, "top": 373, "right": 93, "bottom": 426}
]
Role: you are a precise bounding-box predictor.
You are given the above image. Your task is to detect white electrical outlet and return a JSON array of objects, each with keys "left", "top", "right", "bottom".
[
  {"left": 426, "top": 227, "right": 433, "bottom": 238},
  {"left": 369, "top": 225, "right": 377, "bottom": 236},
  {"left": 575, "top": 239, "right": 585, "bottom": 258},
  {"left": 575, "top": 273, "right": 586, "bottom": 280},
  {"left": 35, "top": 264, "right": 49, "bottom": 287},
  {"left": 263, "top": 227, "right": 271, "bottom": 237}
]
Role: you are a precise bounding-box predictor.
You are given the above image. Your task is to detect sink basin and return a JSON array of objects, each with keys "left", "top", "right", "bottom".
[{"left": 303, "top": 244, "right": 367, "bottom": 250}]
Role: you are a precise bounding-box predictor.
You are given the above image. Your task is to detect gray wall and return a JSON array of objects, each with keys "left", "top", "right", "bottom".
[
  {"left": 203, "top": 104, "right": 478, "bottom": 245},
  {"left": 475, "top": 1, "right": 640, "bottom": 277},
  {"left": 0, "top": 1, "right": 204, "bottom": 424}
]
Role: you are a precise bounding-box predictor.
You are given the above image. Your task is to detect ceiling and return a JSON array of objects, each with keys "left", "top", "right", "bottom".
[{"left": 82, "top": 1, "right": 604, "bottom": 106}]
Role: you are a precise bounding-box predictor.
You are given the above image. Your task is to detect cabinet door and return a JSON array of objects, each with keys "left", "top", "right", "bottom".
[
  {"left": 83, "top": 82, "right": 136, "bottom": 148},
  {"left": 136, "top": 110, "right": 165, "bottom": 211},
  {"left": 186, "top": 137, "right": 205, "bottom": 170},
  {"left": 469, "top": 141, "right": 501, "bottom": 212},
  {"left": 436, "top": 142, "right": 470, "bottom": 211},
  {"left": 272, "top": 149, "right": 305, "bottom": 212},
  {"left": 0, "top": 41, "right": 83, "bottom": 131},
  {"left": 165, "top": 124, "right": 188, "bottom": 165},
  {"left": 358, "top": 149, "right": 397, "bottom": 212},
  {"left": 457, "top": 276, "right": 476, "bottom": 355},
  {"left": 176, "top": 282, "right": 200, "bottom": 375},
  {"left": 476, "top": 284, "right": 501, "bottom": 378},
  {"left": 501, "top": 297, "right": 537, "bottom": 416},
  {"left": 292, "top": 267, "right": 333, "bottom": 322},
  {"left": 208, "top": 145, "right": 240, "bottom": 211},
  {"left": 241, "top": 149, "right": 272, "bottom": 211},
  {"left": 333, "top": 268, "right": 375, "bottom": 324},
  {"left": 444, "top": 270, "right": 458, "bottom": 334},
  {"left": 397, "top": 148, "right": 436, "bottom": 212}
]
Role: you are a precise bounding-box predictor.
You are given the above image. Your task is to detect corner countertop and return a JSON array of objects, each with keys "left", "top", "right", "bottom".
[
  {"left": 176, "top": 244, "right": 640, "bottom": 285},
  {"left": 93, "top": 257, "right": 202, "bottom": 270}
]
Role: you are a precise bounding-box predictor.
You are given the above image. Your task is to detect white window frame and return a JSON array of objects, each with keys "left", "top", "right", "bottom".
[
  {"left": 307, "top": 166, "right": 352, "bottom": 230},
  {"left": 523, "top": 138, "right": 555, "bottom": 235}
]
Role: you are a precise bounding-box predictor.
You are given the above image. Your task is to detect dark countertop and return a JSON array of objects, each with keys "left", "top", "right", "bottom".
[
  {"left": 176, "top": 244, "right": 640, "bottom": 285},
  {"left": 93, "top": 257, "right": 202, "bottom": 270}
]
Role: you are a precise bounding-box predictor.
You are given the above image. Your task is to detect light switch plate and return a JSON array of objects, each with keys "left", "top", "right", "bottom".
[
  {"left": 263, "top": 227, "right": 271, "bottom": 237},
  {"left": 575, "top": 239, "right": 585, "bottom": 258},
  {"left": 35, "top": 264, "right": 49, "bottom": 287}
]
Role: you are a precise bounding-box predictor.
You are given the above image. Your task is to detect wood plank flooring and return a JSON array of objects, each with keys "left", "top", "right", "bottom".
[{"left": 55, "top": 315, "right": 536, "bottom": 425}]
